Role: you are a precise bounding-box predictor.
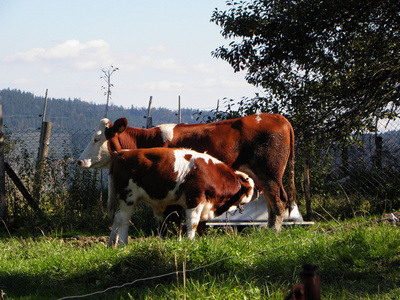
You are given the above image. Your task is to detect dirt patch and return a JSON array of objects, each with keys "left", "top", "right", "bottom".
[
  {"left": 382, "top": 212, "right": 400, "bottom": 226},
  {"left": 63, "top": 236, "right": 109, "bottom": 247}
]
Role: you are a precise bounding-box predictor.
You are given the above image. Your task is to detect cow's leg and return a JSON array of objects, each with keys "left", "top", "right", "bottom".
[
  {"left": 264, "top": 180, "right": 287, "bottom": 232},
  {"left": 108, "top": 201, "right": 135, "bottom": 246},
  {"left": 185, "top": 204, "right": 204, "bottom": 240},
  {"left": 196, "top": 221, "right": 207, "bottom": 236}
]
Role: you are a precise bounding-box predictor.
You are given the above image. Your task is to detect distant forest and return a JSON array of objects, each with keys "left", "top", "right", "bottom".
[{"left": 0, "top": 88, "right": 209, "bottom": 131}]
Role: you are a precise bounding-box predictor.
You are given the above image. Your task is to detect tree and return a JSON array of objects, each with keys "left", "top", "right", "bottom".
[
  {"left": 101, "top": 65, "right": 119, "bottom": 118},
  {"left": 212, "top": 0, "right": 400, "bottom": 148}
]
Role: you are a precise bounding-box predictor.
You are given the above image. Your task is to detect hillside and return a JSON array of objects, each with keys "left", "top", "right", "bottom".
[{"left": 0, "top": 89, "right": 207, "bottom": 131}]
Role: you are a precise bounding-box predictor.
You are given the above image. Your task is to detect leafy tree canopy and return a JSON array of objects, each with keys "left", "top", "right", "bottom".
[{"left": 212, "top": 0, "right": 400, "bottom": 148}]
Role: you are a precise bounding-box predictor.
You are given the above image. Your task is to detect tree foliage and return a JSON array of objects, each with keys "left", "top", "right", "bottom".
[
  {"left": 0, "top": 89, "right": 202, "bottom": 131},
  {"left": 212, "top": 0, "right": 400, "bottom": 147}
]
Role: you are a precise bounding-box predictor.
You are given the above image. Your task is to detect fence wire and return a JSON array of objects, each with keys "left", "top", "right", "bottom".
[
  {"left": 324, "top": 119, "right": 400, "bottom": 201},
  {"left": 56, "top": 214, "right": 399, "bottom": 300},
  {"left": 3, "top": 116, "right": 400, "bottom": 228}
]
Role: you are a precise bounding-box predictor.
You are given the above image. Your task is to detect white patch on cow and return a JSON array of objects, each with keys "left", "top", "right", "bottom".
[
  {"left": 173, "top": 149, "right": 195, "bottom": 182},
  {"left": 186, "top": 204, "right": 204, "bottom": 239},
  {"left": 234, "top": 170, "right": 256, "bottom": 204},
  {"left": 124, "top": 179, "right": 148, "bottom": 204},
  {"left": 173, "top": 149, "right": 222, "bottom": 183},
  {"left": 124, "top": 178, "right": 185, "bottom": 217},
  {"left": 255, "top": 113, "right": 262, "bottom": 123},
  {"left": 109, "top": 201, "right": 135, "bottom": 246},
  {"left": 199, "top": 202, "right": 215, "bottom": 221},
  {"left": 158, "top": 124, "right": 176, "bottom": 143},
  {"left": 77, "top": 118, "right": 112, "bottom": 169}
]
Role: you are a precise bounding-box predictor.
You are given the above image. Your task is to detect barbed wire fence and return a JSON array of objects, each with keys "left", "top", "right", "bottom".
[
  {"left": 2, "top": 116, "right": 400, "bottom": 229},
  {"left": 319, "top": 119, "right": 400, "bottom": 211},
  {"left": 3, "top": 127, "right": 104, "bottom": 230}
]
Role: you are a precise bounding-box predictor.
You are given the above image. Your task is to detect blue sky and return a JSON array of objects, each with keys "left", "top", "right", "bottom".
[{"left": 0, "top": 0, "right": 261, "bottom": 110}]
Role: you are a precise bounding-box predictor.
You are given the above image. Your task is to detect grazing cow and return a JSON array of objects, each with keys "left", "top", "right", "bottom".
[
  {"left": 77, "top": 113, "right": 296, "bottom": 231},
  {"left": 107, "top": 147, "right": 256, "bottom": 245}
]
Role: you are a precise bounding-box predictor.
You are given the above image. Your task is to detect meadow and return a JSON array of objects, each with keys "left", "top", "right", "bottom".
[{"left": 1, "top": 216, "right": 399, "bottom": 300}]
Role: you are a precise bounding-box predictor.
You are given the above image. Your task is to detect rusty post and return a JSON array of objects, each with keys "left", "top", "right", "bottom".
[
  {"left": 290, "top": 284, "right": 305, "bottom": 300},
  {"left": 286, "top": 263, "right": 320, "bottom": 300},
  {"left": 299, "top": 263, "right": 320, "bottom": 300}
]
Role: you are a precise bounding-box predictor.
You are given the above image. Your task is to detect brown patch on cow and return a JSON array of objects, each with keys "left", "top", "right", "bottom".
[
  {"left": 184, "top": 154, "right": 192, "bottom": 161},
  {"left": 111, "top": 148, "right": 178, "bottom": 201},
  {"left": 183, "top": 157, "right": 241, "bottom": 210}
]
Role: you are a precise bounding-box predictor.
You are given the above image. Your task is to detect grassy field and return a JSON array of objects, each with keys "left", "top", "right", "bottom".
[{"left": 0, "top": 217, "right": 399, "bottom": 300}]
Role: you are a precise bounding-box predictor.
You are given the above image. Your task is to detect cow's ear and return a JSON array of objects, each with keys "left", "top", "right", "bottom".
[
  {"left": 238, "top": 173, "right": 249, "bottom": 183},
  {"left": 113, "top": 118, "right": 128, "bottom": 133}
]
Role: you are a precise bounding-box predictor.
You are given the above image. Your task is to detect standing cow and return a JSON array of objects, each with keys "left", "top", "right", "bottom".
[
  {"left": 77, "top": 113, "right": 296, "bottom": 232},
  {"left": 108, "top": 147, "right": 256, "bottom": 245}
]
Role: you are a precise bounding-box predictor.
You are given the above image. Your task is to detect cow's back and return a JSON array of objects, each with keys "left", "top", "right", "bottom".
[{"left": 169, "top": 113, "right": 293, "bottom": 179}]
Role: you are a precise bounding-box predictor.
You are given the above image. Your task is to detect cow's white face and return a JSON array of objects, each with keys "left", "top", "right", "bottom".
[
  {"left": 77, "top": 119, "right": 112, "bottom": 169},
  {"left": 235, "top": 170, "right": 257, "bottom": 204}
]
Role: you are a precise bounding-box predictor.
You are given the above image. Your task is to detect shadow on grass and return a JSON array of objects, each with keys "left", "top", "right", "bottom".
[{"left": 1, "top": 226, "right": 399, "bottom": 299}]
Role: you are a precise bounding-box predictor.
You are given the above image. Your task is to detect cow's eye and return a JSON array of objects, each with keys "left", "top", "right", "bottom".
[{"left": 94, "top": 138, "right": 100, "bottom": 143}]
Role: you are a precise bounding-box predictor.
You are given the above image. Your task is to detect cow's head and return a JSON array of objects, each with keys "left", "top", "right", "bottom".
[
  {"left": 235, "top": 170, "right": 258, "bottom": 205},
  {"left": 76, "top": 118, "right": 128, "bottom": 169}
]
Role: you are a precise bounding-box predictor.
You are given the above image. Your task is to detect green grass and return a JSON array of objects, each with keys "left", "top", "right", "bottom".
[{"left": 0, "top": 219, "right": 399, "bottom": 299}]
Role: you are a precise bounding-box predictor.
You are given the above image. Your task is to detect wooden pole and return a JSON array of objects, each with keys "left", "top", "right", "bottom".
[
  {"left": 216, "top": 99, "right": 220, "bottom": 120},
  {"left": 178, "top": 96, "right": 182, "bottom": 124},
  {"left": 5, "top": 162, "right": 43, "bottom": 216},
  {"left": 34, "top": 121, "right": 52, "bottom": 201},
  {"left": 40, "top": 89, "right": 48, "bottom": 122},
  {"left": 375, "top": 135, "right": 382, "bottom": 171},
  {"left": 304, "top": 160, "right": 312, "bottom": 221},
  {"left": 37, "top": 122, "right": 52, "bottom": 163},
  {"left": 0, "top": 105, "right": 6, "bottom": 221},
  {"left": 146, "top": 96, "right": 153, "bottom": 129},
  {"left": 341, "top": 146, "right": 349, "bottom": 177}
]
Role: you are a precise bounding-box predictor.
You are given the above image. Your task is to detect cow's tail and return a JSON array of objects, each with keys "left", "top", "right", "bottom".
[
  {"left": 107, "top": 173, "right": 118, "bottom": 219},
  {"left": 286, "top": 123, "right": 296, "bottom": 213}
]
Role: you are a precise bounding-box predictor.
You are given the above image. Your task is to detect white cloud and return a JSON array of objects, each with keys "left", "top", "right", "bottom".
[
  {"left": 152, "top": 58, "right": 186, "bottom": 72},
  {"left": 4, "top": 39, "right": 113, "bottom": 71},
  {"left": 147, "top": 45, "right": 168, "bottom": 53},
  {"left": 192, "top": 63, "right": 215, "bottom": 74},
  {"left": 12, "top": 77, "right": 39, "bottom": 85},
  {"left": 141, "top": 80, "right": 184, "bottom": 91},
  {"left": 198, "top": 77, "right": 218, "bottom": 87}
]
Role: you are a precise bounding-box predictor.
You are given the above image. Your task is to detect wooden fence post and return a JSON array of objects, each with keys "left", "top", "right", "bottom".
[
  {"left": 37, "top": 122, "right": 52, "bottom": 163},
  {"left": 0, "top": 105, "right": 7, "bottom": 222},
  {"left": 5, "top": 162, "right": 43, "bottom": 217},
  {"left": 375, "top": 135, "right": 382, "bottom": 171},
  {"left": 178, "top": 96, "right": 182, "bottom": 124},
  {"left": 341, "top": 146, "right": 349, "bottom": 176},
  {"left": 304, "top": 160, "right": 312, "bottom": 221},
  {"left": 146, "top": 96, "right": 153, "bottom": 129},
  {"left": 33, "top": 121, "right": 52, "bottom": 201}
]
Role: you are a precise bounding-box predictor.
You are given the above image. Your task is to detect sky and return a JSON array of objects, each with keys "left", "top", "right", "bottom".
[{"left": 0, "top": 0, "right": 262, "bottom": 110}]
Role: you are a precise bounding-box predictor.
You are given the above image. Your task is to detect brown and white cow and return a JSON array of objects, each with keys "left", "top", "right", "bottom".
[
  {"left": 77, "top": 113, "right": 296, "bottom": 231},
  {"left": 107, "top": 147, "right": 255, "bottom": 245}
]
